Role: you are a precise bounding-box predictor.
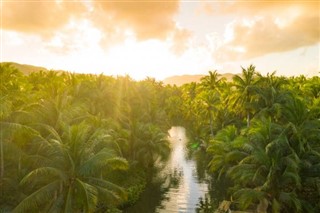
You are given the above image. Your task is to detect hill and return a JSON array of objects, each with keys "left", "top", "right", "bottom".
[
  {"left": 163, "top": 75, "right": 204, "bottom": 86},
  {"left": 0, "top": 62, "right": 50, "bottom": 75},
  {"left": 163, "top": 73, "right": 235, "bottom": 86},
  {"left": 1, "top": 62, "right": 236, "bottom": 85}
]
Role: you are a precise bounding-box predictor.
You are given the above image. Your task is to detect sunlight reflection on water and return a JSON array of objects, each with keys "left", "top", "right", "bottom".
[{"left": 156, "top": 126, "right": 209, "bottom": 213}]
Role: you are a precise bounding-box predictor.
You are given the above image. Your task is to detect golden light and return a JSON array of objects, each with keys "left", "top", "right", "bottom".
[{"left": 104, "top": 38, "right": 177, "bottom": 80}]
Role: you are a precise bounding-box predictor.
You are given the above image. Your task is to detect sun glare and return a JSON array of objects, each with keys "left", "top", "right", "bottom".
[{"left": 104, "top": 39, "right": 177, "bottom": 80}]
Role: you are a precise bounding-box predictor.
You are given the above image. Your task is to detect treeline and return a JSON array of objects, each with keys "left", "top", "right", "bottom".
[
  {"left": 176, "top": 65, "right": 320, "bottom": 212},
  {"left": 0, "top": 64, "right": 181, "bottom": 212}
]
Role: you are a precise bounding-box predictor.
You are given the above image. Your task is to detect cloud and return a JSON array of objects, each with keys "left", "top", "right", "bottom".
[
  {"left": 213, "top": 1, "right": 320, "bottom": 61},
  {"left": 215, "top": 1, "right": 318, "bottom": 16},
  {"left": 92, "top": 0, "right": 192, "bottom": 53},
  {"left": 216, "top": 15, "right": 320, "bottom": 61},
  {"left": 44, "top": 20, "right": 102, "bottom": 54},
  {"left": 2, "top": 0, "right": 190, "bottom": 55},
  {"left": 92, "top": 1, "right": 179, "bottom": 40},
  {"left": 195, "top": 2, "right": 214, "bottom": 15},
  {"left": 2, "top": 1, "right": 86, "bottom": 37},
  {"left": 169, "top": 28, "right": 192, "bottom": 55}
]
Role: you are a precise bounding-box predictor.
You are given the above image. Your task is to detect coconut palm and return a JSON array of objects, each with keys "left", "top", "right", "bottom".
[
  {"left": 253, "top": 72, "right": 289, "bottom": 120},
  {"left": 232, "top": 65, "right": 259, "bottom": 127},
  {"left": 281, "top": 96, "right": 320, "bottom": 155},
  {"left": 227, "top": 117, "right": 303, "bottom": 212},
  {"left": 200, "top": 70, "right": 225, "bottom": 91},
  {"left": 0, "top": 120, "right": 41, "bottom": 209},
  {"left": 135, "top": 123, "right": 170, "bottom": 168},
  {"left": 207, "top": 125, "right": 247, "bottom": 180},
  {"left": 13, "top": 122, "right": 128, "bottom": 212},
  {"left": 281, "top": 96, "right": 320, "bottom": 211},
  {"left": 195, "top": 90, "right": 221, "bottom": 137}
]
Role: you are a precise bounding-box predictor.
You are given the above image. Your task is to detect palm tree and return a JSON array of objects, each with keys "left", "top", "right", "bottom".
[
  {"left": 135, "top": 123, "right": 170, "bottom": 168},
  {"left": 0, "top": 64, "right": 36, "bottom": 205},
  {"left": 13, "top": 122, "right": 128, "bottom": 212},
  {"left": 0, "top": 120, "right": 40, "bottom": 206},
  {"left": 28, "top": 70, "right": 67, "bottom": 100},
  {"left": 254, "top": 72, "right": 289, "bottom": 120},
  {"left": 200, "top": 70, "right": 225, "bottom": 91},
  {"left": 136, "top": 77, "right": 168, "bottom": 126},
  {"left": 207, "top": 125, "right": 247, "bottom": 180},
  {"left": 280, "top": 95, "right": 320, "bottom": 211},
  {"left": 232, "top": 65, "right": 259, "bottom": 127},
  {"left": 197, "top": 90, "right": 220, "bottom": 137},
  {"left": 227, "top": 117, "right": 303, "bottom": 212},
  {"left": 213, "top": 80, "right": 239, "bottom": 130},
  {"left": 164, "top": 91, "right": 185, "bottom": 126}
]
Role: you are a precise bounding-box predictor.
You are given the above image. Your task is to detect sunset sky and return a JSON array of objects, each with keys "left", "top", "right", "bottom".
[{"left": 1, "top": 1, "right": 319, "bottom": 80}]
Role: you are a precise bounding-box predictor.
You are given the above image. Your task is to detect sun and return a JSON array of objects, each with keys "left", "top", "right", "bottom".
[{"left": 103, "top": 38, "right": 178, "bottom": 80}]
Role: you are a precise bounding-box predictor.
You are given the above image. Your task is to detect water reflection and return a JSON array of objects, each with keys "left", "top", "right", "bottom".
[
  {"left": 155, "top": 127, "right": 209, "bottom": 212},
  {"left": 125, "top": 127, "right": 213, "bottom": 213}
]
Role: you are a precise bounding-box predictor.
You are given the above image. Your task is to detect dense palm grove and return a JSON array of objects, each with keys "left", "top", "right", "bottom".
[
  {"left": 0, "top": 64, "right": 177, "bottom": 212},
  {"left": 174, "top": 66, "right": 320, "bottom": 212},
  {"left": 1, "top": 64, "right": 319, "bottom": 212}
]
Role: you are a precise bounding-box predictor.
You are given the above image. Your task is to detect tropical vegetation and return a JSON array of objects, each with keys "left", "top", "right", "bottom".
[
  {"left": 178, "top": 66, "right": 320, "bottom": 212},
  {"left": 1, "top": 63, "right": 319, "bottom": 212},
  {"left": 0, "top": 64, "right": 173, "bottom": 212}
]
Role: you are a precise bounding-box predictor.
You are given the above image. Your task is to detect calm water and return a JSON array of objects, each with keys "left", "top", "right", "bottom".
[
  {"left": 125, "top": 126, "right": 212, "bottom": 213},
  {"left": 157, "top": 127, "right": 210, "bottom": 213}
]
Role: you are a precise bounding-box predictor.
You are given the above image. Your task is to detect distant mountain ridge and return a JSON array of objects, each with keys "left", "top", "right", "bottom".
[
  {"left": 163, "top": 73, "right": 235, "bottom": 86},
  {"left": 1, "top": 62, "right": 50, "bottom": 75},
  {"left": 1, "top": 62, "right": 235, "bottom": 86},
  {"left": 163, "top": 75, "right": 204, "bottom": 86}
]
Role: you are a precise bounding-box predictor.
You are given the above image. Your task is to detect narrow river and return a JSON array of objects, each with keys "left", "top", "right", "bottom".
[{"left": 125, "top": 126, "right": 211, "bottom": 213}]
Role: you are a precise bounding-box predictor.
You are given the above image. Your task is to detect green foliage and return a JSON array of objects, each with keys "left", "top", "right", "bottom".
[
  {"left": 0, "top": 65, "right": 172, "bottom": 211},
  {"left": 2, "top": 63, "right": 319, "bottom": 212},
  {"left": 178, "top": 66, "right": 320, "bottom": 212}
]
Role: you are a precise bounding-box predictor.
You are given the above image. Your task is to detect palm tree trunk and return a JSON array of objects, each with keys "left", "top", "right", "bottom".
[
  {"left": 246, "top": 93, "right": 251, "bottom": 128},
  {"left": 257, "top": 198, "right": 268, "bottom": 213},
  {"left": 0, "top": 138, "right": 4, "bottom": 180},
  {"left": 209, "top": 113, "right": 213, "bottom": 136},
  {"left": 0, "top": 136, "right": 4, "bottom": 197}
]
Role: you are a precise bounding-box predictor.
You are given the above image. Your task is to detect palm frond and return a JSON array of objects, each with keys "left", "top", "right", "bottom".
[
  {"left": 20, "top": 167, "right": 67, "bottom": 185},
  {"left": 79, "top": 151, "right": 128, "bottom": 176},
  {"left": 272, "top": 198, "right": 281, "bottom": 213},
  {"left": 0, "top": 121, "right": 39, "bottom": 137},
  {"left": 278, "top": 191, "right": 302, "bottom": 212},
  {"left": 32, "top": 123, "right": 62, "bottom": 142},
  {"left": 281, "top": 170, "right": 301, "bottom": 189},
  {"left": 64, "top": 186, "right": 73, "bottom": 213},
  {"left": 44, "top": 191, "right": 65, "bottom": 213},
  {"left": 225, "top": 150, "right": 247, "bottom": 163},
  {"left": 87, "top": 177, "right": 127, "bottom": 203},
  {"left": 233, "top": 188, "right": 266, "bottom": 210},
  {"left": 75, "top": 179, "right": 98, "bottom": 212},
  {"left": 12, "top": 180, "right": 60, "bottom": 213},
  {"left": 208, "top": 156, "right": 224, "bottom": 172}
]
